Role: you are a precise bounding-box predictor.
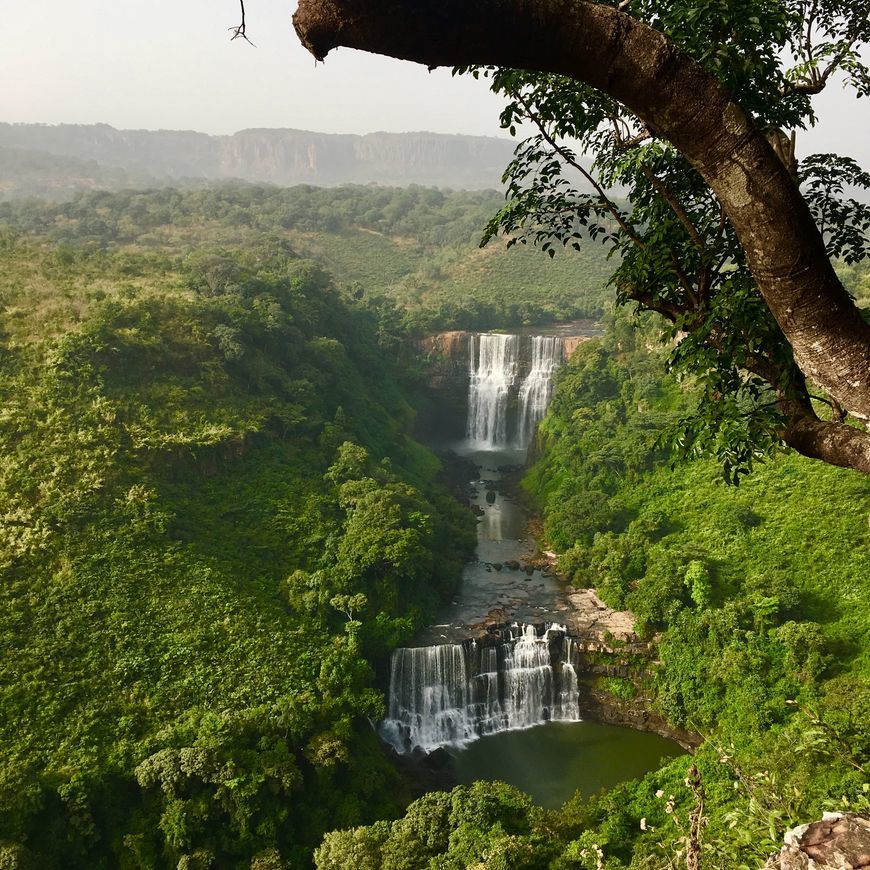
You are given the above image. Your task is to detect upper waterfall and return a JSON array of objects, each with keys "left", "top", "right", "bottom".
[
  {"left": 516, "top": 336, "right": 563, "bottom": 448},
  {"left": 466, "top": 333, "right": 520, "bottom": 448},
  {"left": 466, "top": 333, "right": 564, "bottom": 449}
]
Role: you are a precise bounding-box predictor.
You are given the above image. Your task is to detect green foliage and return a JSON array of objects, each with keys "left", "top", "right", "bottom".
[
  {"left": 0, "top": 184, "right": 613, "bottom": 334},
  {"left": 516, "top": 312, "right": 870, "bottom": 864},
  {"left": 459, "top": 0, "right": 870, "bottom": 478},
  {"left": 684, "top": 560, "right": 712, "bottom": 609},
  {"left": 0, "top": 240, "right": 475, "bottom": 867},
  {"left": 598, "top": 678, "right": 636, "bottom": 702},
  {"left": 315, "top": 782, "right": 559, "bottom": 870}
]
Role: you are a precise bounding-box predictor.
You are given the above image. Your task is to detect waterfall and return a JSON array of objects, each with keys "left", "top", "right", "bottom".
[
  {"left": 466, "top": 333, "right": 563, "bottom": 450},
  {"left": 515, "top": 336, "right": 563, "bottom": 448},
  {"left": 380, "top": 624, "right": 581, "bottom": 754},
  {"left": 466, "top": 333, "right": 520, "bottom": 448}
]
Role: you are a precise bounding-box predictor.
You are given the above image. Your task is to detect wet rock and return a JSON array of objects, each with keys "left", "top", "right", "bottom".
[
  {"left": 505, "top": 560, "right": 521, "bottom": 570},
  {"left": 425, "top": 747, "right": 452, "bottom": 771},
  {"left": 492, "top": 563, "right": 504, "bottom": 571},
  {"left": 383, "top": 741, "right": 457, "bottom": 799},
  {"left": 485, "top": 489, "right": 497, "bottom": 504}
]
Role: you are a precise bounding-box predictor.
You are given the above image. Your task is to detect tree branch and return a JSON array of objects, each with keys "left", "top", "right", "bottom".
[
  {"left": 781, "top": 411, "right": 870, "bottom": 473},
  {"left": 293, "top": 0, "right": 870, "bottom": 443},
  {"left": 514, "top": 93, "right": 646, "bottom": 250},
  {"left": 622, "top": 285, "right": 684, "bottom": 322},
  {"left": 230, "top": 0, "right": 256, "bottom": 45},
  {"left": 640, "top": 166, "right": 706, "bottom": 252}
]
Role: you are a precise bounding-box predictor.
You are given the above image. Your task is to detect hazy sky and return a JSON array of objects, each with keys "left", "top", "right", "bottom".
[{"left": 2, "top": 0, "right": 868, "bottom": 166}]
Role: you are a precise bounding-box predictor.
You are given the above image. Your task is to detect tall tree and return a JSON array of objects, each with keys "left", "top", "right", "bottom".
[{"left": 293, "top": 0, "right": 870, "bottom": 478}]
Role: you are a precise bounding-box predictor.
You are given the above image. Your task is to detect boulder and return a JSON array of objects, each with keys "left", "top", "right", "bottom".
[{"left": 767, "top": 813, "right": 870, "bottom": 869}]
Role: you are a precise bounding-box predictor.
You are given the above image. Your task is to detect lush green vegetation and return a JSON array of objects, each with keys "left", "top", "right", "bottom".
[
  {"left": 328, "top": 314, "right": 869, "bottom": 868},
  {"left": 839, "top": 257, "right": 870, "bottom": 311},
  {"left": 0, "top": 230, "right": 477, "bottom": 867},
  {"left": 0, "top": 185, "right": 612, "bottom": 331},
  {"left": 1, "top": 181, "right": 868, "bottom": 868}
]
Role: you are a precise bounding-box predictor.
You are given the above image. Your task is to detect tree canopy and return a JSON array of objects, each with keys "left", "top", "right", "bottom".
[{"left": 293, "top": 0, "right": 870, "bottom": 479}]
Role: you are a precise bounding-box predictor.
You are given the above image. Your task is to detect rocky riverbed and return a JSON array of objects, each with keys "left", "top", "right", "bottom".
[{"left": 414, "top": 445, "right": 639, "bottom": 650}]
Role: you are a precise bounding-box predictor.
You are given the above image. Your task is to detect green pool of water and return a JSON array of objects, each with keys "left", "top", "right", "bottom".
[{"left": 449, "top": 720, "right": 685, "bottom": 808}]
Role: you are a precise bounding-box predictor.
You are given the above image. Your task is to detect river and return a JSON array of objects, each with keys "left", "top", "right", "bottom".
[{"left": 382, "top": 331, "right": 684, "bottom": 806}]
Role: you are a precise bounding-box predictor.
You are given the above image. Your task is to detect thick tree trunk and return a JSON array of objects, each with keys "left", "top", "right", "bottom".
[{"left": 293, "top": 0, "right": 870, "bottom": 431}]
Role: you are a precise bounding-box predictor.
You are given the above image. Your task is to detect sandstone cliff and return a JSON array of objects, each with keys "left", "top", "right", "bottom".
[{"left": 0, "top": 123, "right": 516, "bottom": 193}]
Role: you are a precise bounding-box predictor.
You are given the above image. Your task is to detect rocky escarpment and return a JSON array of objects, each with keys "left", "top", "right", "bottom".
[
  {"left": 0, "top": 123, "right": 516, "bottom": 190},
  {"left": 417, "top": 324, "right": 598, "bottom": 387},
  {"left": 560, "top": 588, "right": 701, "bottom": 749},
  {"left": 418, "top": 331, "right": 473, "bottom": 391}
]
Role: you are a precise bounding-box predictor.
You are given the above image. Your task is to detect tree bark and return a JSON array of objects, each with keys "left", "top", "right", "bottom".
[
  {"left": 782, "top": 414, "right": 870, "bottom": 473},
  {"left": 293, "top": 0, "right": 870, "bottom": 432}
]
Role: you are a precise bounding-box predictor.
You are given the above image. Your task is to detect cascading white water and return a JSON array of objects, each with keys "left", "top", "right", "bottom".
[
  {"left": 466, "top": 333, "right": 520, "bottom": 448},
  {"left": 515, "top": 336, "right": 563, "bottom": 448},
  {"left": 380, "top": 624, "right": 581, "bottom": 754},
  {"left": 466, "top": 333, "right": 563, "bottom": 449}
]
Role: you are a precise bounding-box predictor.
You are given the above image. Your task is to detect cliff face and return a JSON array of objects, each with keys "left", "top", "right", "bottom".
[
  {"left": 418, "top": 331, "right": 473, "bottom": 391},
  {"left": 0, "top": 123, "right": 516, "bottom": 190},
  {"left": 414, "top": 329, "right": 594, "bottom": 443},
  {"left": 418, "top": 329, "right": 593, "bottom": 391}
]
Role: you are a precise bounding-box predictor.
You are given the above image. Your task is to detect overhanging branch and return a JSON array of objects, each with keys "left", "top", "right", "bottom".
[{"left": 293, "top": 0, "right": 870, "bottom": 433}]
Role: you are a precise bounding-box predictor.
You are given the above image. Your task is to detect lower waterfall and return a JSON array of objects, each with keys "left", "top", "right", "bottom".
[{"left": 380, "top": 624, "right": 580, "bottom": 754}]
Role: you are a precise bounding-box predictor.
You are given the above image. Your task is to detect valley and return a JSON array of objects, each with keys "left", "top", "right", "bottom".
[{"left": 0, "top": 178, "right": 866, "bottom": 869}]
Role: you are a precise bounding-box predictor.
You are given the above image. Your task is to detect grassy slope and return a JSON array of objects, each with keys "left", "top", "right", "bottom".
[
  {"left": 522, "top": 330, "right": 870, "bottom": 865},
  {"left": 630, "top": 456, "right": 870, "bottom": 675}
]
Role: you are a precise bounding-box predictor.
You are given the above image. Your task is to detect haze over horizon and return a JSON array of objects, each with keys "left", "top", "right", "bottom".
[{"left": 2, "top": 0, "right": 869, "bottom": 169}]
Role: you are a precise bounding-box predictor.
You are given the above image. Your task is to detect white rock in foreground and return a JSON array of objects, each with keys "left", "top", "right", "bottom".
[{"left": 766, "top": 813, "right": 870, "bottom": 869}]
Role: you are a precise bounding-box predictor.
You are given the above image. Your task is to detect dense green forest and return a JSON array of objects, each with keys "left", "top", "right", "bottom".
[
  {"left": 317, "top": 316, "right": 870, "bottom": 869},
  {"left": 0, "top": 185, "right": 612, "bottom": 331},
  {"left": 0, "top": 227, "right": 477, "bottom": 866},
  {"left": 1, "top": 183, "right": 868, "bottom": 868}
]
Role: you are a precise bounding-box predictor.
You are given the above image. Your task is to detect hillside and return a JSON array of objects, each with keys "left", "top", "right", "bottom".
[
  {"left": 1, "top": 183, "right": 867, "bottom": 868},
  {"left": 0, "top": 184, "right": 615, "bottom": 328},
  {"left": 0, "top": 231, "right": 477, "bottom": 867}
]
